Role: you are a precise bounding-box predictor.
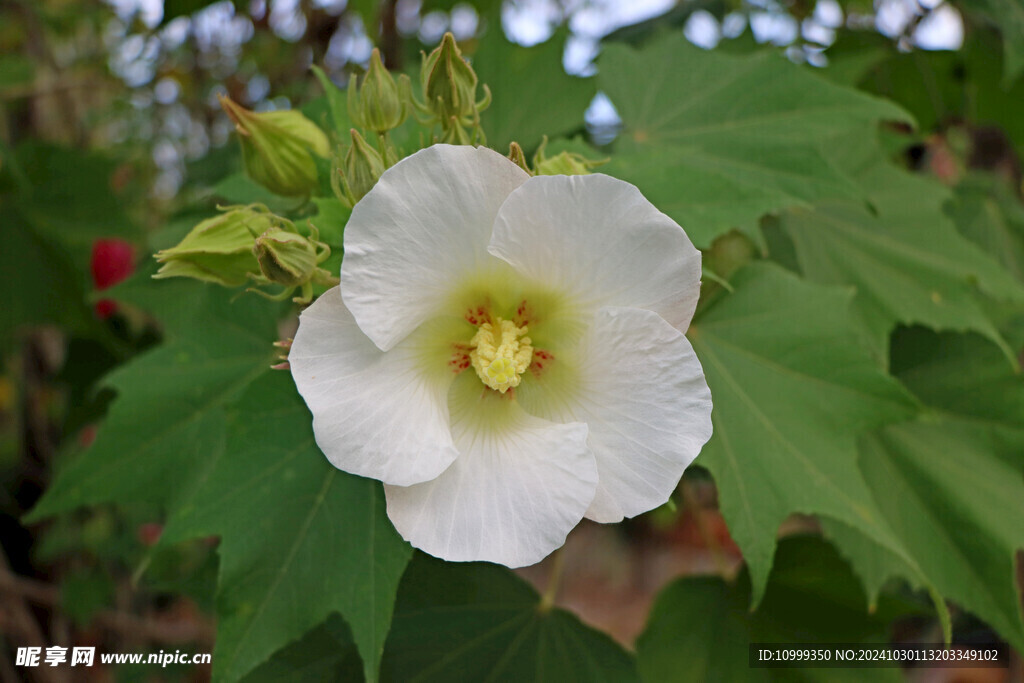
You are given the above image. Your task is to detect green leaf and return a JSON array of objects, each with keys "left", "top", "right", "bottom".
[
  {"left": 213, "top": 172, "right": 301, "bottom": 215},
  {"left": 27, "top": 269, "right": 409, "bottom": 682},
  {"left": 819, "top": 31, "right": 892, "bottom": 87},
  {"left": 241, "top": 615, "right": 363, "bottom": 683},
  {"left": 161, "top": 0, "right": 210, "bottom": 22},
  {"left": 946, "top": 174, "right": 1024, "bottom": 285},
  {"left": 689, "top": 263, "right": 919, "bottom": 603},
  {"left": 421, "top": 0, "right": 501, "bottom": 12},
  {"left": 827, "top": 328, "right": 1024, "bottom": 651},
  {"left": 601, "top": 2, "right": 719, "bottom": 46},
  {"left": 891, "top": 327, "right": 1024, "bottom": 445},
  {"left": 474, "top": 31, "right": 595, "bottom": 152},
  {"left": 857, "top": 419, "right": 1024, "bottom": 652},
  {"left": 26, "top": 277, "right": 278, "bottom": 520},
  {"left": 162, "top": 0, "right": 247, "bottom": 24},
  {"left": 598, "top": 34, "right": 910, "bottom": 247},
  {"left": 820, "top": 519, "right": 923, "bottom": 612},
  {"left": 161, "top": 372, "right": 412, "bottom": 683},
  {"left": 12, "top": 142, "right": 139, "bottom": 262},
  {"left": 818, "top": 517, "right": 954, "bottom": 647},
  {"left": 310, "top": 197, "right": 349, "bottom": 249},
  {"left": 635, "top": 536, "right": 914, "bottom": 683},
  {"left": 956, "top": 0, "right": 1024, "bottom": 85},
  {"left": 311, "top": 65, "right": 354, "bottom": 138},
  {"left": 381, "top": 554, "right": 638, "bottom": 682},
  {"left": 0, "top": 209, "right": 91, "bottom": 349},
  {"left": 857, "top": 37, "right": 1024, "bottom": 157},
  {"left": 310, "top": 197, "right": 348, "bottom": 285},
  {"left": 779, "top": 153, "right": 1024, "bottom": 364},
  {"left": 889, "top": 329, "right": 1024, "bottom": 649}
]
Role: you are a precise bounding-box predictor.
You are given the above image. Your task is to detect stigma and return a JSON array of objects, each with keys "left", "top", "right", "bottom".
[{"left": 469, "top": 318, "right": 533, "bottom": 393}]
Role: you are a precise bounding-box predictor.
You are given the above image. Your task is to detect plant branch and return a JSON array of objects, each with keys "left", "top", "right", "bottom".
[
  {"left": 0, "top": 547, "right": 64, "bottom": 683},
  {"left": 0, "top": 567, "right": 215, "bottom": 647}
]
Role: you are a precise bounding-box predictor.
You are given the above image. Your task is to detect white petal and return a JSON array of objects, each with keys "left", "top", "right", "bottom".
[
  {"left": 520, "top": 307, "right": 713, "bottom": 522},
  {"left": 488, "top": 173, "right": 702, "bottom": 332},
  {"left": 289, "top": 287, "right": 459, "bottom": 487},
  {"left": 342, "top": 145, "right": 530, "bottom": 351},
  {"left": 384, "top": 374, "right": 598, "bottom": 567}
]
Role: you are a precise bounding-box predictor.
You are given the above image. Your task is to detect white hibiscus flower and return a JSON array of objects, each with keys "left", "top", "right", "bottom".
[{"left": 289, "top": 144, "right": 712, "bottom": 568}]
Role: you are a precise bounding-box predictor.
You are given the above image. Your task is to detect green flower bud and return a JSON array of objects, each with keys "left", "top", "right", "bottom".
[
  {"left": 154, "top": 207, "right": 271, "bottom": 286},
  {"left": 219, "top": 95, "right": 330, "bottom": 197},
  {"left": 420, "top": 32, "right": 481, "bottom": 124},
  {"left": 534, "top": 151, "right": 594, "bottom": 176},
  {"left": 704, "top": 230, "right": 756, "bottom": 281},
  {"left": 347, "top": 48, "right": 410, "bottom": 134},
  {"left": 343, "top": 129, "right": 385, "bottom": 203},
  {"left": 534, "top": 138, "right": 608, "bottom": 176},
  {"left": 253, "top": 227, "right": 319, "bottom": 287}
]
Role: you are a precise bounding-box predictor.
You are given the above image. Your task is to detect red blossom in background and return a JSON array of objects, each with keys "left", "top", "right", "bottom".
[
  {"left": 90, "top": 239, "right": 135, "bottom": 319},
  {"left": 137, "top": 522, "right": 163, "bottom": 547}
]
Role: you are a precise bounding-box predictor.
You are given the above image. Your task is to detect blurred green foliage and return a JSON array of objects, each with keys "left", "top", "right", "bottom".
[{"left": 2, "top": 0, "right": 1023, "bottom": 681}]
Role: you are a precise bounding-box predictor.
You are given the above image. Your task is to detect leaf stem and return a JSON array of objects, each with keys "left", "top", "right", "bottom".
[{"left": 538, "top": 546, "right": 566, "bottom": 613}]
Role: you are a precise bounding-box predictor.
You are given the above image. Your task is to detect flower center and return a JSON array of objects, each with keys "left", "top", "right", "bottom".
[{"left": 468, "top": 317, "right": 533, "bottom": 393}]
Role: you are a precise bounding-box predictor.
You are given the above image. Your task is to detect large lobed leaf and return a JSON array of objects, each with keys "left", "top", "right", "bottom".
[
  {"left": 381, "top": 554, "right": 638, "bottom": 682},
  {"left": 1, "top": 210, "right": 92, "bottom": 349},
  {"left": 955, "top": 0, "right": 1024, "bottom": 85},
  {"left": 883, "top": 330, "right": 1023, "bottom": 647},
  {"left": 635, "top": 536, "right": 915, "bottom": 683},
  {"left": 858, "top": 419, "right": 1024, "bottom": 652},
  {"left": 241, "top": 615, "right": 362, "bottom": 682},
  {"left": 161, "top": 373, "right": 412, "bottom": 683},
  {"left": 946, "top": 173, "right": 1024, "bottom": 285},
  {"left": 11, "top": 142, "right": 140, "bottom": 260},
  {"left": 598, "top": 34, "right": 910, "bottom": 247},
  {"left": 474, "top": 30, "right": 595, "bottom": 152},
  {"left": 28, "top": 275, "right": 411, "bottom": 682},
  {"left": 854, "top": 37, "right": 1024, "bottom": 157},
  {"left": 689, "top": 263, "right": 919, "bottom": 603},
  {"left": 27, "top": 277, "right": 278, "bottom": 517},
  {"left": 824, "top": 327, "right": 1024, "bottom": 653},
  {"left": 778, "top": 139, "right": 1024, "bottom": 364},
  {"left": 1, "top": 142, "right": 142, "bottom": 347}
]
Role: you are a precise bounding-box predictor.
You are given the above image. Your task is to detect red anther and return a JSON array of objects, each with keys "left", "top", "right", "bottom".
[
  {"left": 464, "top": 304, "right": 492, "bottom": 326},
  {"left": 449, "top": 348, "right": 471, "bottom": 373},
  {"left": 513, "top": 300, "right": 534, "bottom": 326},
  {"left": 530, "top": 349, "right": 553, "bottom": 377}
]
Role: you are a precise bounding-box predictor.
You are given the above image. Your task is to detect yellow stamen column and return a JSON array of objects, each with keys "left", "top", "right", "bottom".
[{"left": 468, "top": 318, "right": 533, "bottom": 393}]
